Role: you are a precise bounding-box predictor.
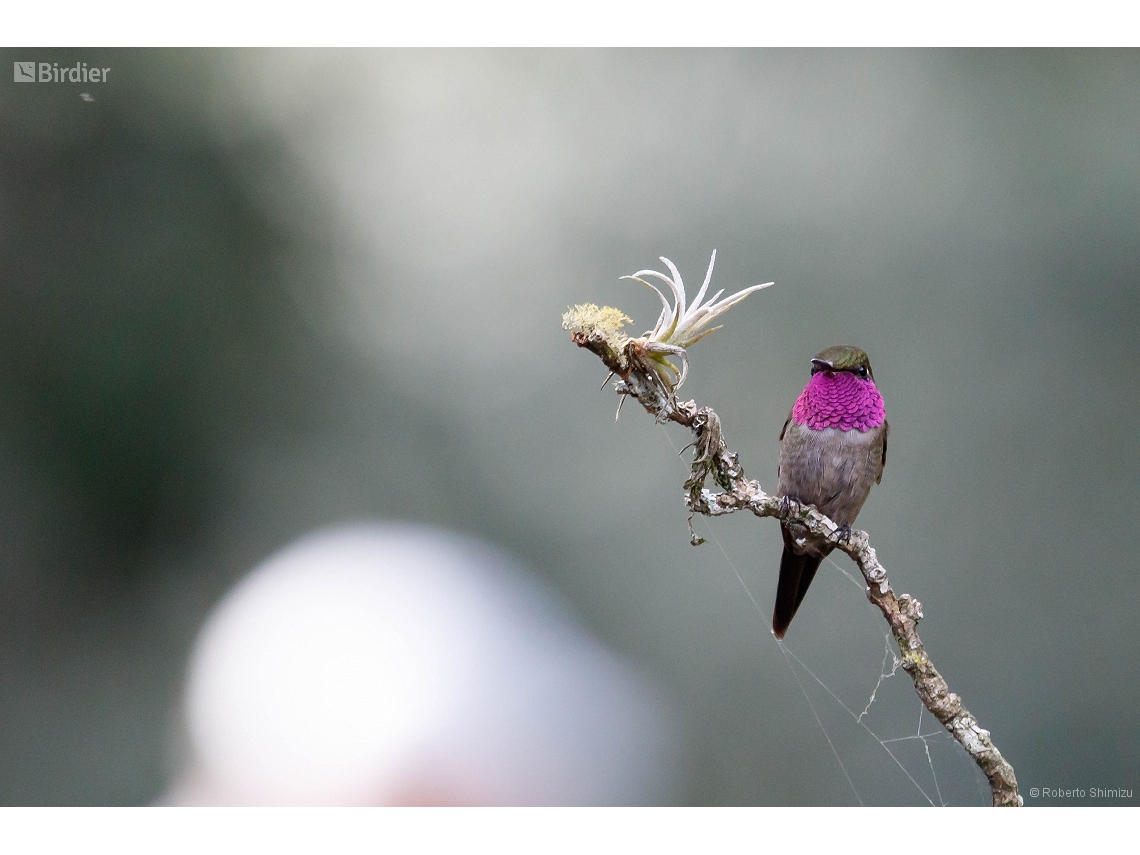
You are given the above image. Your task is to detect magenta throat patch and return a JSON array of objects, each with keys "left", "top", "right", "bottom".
[{"left": 792, "top": 371, "right": 885, "bottom": 432}]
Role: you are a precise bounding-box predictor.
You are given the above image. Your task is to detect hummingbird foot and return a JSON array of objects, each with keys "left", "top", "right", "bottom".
[
  {"left": 779, "top": 494, "right": 794, "bottom": 520},
  {"left": 834, "top": 525, "right": 855, "bottom": 547}
]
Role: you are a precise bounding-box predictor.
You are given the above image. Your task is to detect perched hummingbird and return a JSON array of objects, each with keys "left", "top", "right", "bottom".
[{"left": 773, "top": 345, "right": 888, "bottom": 639}]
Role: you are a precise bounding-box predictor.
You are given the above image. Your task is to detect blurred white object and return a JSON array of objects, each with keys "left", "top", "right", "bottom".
[{"left": 166, "top": 523, "right": 679, "bottom": 805}]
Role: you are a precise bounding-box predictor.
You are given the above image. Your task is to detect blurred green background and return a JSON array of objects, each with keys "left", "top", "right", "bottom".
[{"left": 0, "top": 48, "right": 1137, "bottom": 805}]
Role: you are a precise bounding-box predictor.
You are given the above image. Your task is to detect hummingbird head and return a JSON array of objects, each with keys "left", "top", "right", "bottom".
[
  {"left": 794, "top": 345, "right": 885, "bottom": 432},
  {"left": 809, "top": 345, "right": 874, "bottom": 382}
]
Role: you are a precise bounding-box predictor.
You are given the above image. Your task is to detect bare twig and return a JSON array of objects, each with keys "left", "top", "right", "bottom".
[{"left": 569, "top": 329, "right": 1022, "bottom": 807}]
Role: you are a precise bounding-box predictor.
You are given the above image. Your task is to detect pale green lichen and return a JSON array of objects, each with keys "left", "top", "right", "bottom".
[{"left": 562, "top": 303, "right": 633, "bottom": 351}]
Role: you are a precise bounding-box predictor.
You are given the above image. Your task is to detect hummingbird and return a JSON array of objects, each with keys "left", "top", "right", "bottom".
[{"left": 773, "top": 345, "right": 888, "bottom": 639}]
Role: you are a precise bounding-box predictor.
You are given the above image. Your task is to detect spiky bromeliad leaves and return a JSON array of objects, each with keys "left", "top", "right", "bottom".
[{"left": 562, "top": 251, "right": 773, "bottom": 392}]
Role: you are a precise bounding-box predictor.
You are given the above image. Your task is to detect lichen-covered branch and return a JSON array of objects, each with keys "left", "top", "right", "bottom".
[{"left": 569, "top": 329, "right": 1022, "bottom": 807}]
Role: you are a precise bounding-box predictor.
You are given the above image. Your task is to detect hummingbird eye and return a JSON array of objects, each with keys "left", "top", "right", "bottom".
[{"left": 856, "top": 365, "right": 869, "bottom": 379}]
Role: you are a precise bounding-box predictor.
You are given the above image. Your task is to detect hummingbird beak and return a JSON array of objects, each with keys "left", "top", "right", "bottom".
[{"left": 810, "top": 357, "right": 836, "bottom": 374}]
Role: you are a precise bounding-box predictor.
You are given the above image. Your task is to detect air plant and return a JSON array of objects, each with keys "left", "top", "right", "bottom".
[
  {"left": 563, "top": 250, "right": 772, "bottom": 395},
  {"left": 621, "top": 250, "right": 772, "bottom": 390}
]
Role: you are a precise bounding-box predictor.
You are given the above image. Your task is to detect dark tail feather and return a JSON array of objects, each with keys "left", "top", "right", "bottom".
[{"left": 773, "top": 529, "right": 825, "bottom": 639}]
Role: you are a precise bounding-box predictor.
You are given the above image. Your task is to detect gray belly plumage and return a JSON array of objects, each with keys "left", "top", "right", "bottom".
[{"left": 777, "top": 421, "right": 886, "bottom": 552}]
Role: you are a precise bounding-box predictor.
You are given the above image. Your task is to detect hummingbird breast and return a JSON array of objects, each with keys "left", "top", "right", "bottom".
[{"left": 777, "top": 421, "right": 886, "bottom": 540}]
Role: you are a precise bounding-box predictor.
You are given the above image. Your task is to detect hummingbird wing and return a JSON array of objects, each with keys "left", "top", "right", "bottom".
[
  {"left": 778, "top": 412, "right": 793, "bottom": 441},
  {"left": 876, "top": 419, "right": 888, "bottom": 483}
]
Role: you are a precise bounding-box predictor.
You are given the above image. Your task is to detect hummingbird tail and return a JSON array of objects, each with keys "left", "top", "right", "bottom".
[{"left": 773, "top": 528, "right": 825, "bottom": 639}]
